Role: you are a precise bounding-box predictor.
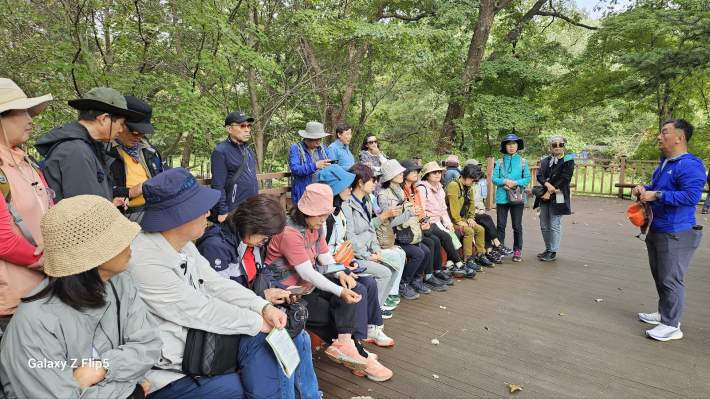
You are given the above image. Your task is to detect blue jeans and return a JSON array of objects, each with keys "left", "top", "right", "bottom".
[
  {"left": 283, "top": 330, "right": 322, "bottom": 399},
  {"left": 539, "top": 201, "right": 563, "bottom": 252},
  {"left": 147, "top": 374, "right": 245, "bottom": 399}
]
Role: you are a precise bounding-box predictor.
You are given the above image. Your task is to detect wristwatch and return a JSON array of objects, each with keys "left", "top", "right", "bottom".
[{"left": 655, "top": 191, "right": 662, "bottom": 199}]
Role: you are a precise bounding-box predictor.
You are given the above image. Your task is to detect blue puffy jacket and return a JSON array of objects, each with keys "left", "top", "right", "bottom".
[
  {"left": 289, "top": 140, "right": 330, "bottom": 204},
  {"left": 491, "top": 154, "right": 531, "bottom": 204},
  {"left": 643, "top": 153, "right": 706, "bottom": 233}
]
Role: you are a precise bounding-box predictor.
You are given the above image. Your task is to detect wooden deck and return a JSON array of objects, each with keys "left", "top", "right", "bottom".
[{"left": 313, "top": 195, "right": 710, "bottom": 398}]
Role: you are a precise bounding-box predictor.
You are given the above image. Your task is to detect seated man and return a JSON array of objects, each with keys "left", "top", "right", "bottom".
[
  {"left": 126, "top": 168, "right": 288, "bottom": 399},
  {"left": 107, "top": 96, "right": 168, "bottom": 222}
]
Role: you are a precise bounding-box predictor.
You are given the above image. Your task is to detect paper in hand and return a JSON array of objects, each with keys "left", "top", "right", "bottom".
[{"left": 266, "top": 327, "right": 301, "bottom": 378}]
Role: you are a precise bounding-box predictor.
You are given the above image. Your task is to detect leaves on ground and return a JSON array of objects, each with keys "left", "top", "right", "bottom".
[
  {"left": 431, "top": 338, "right": 440, "bottom": 345},
  {"left": 595, "top": 299, "right": 603, "bottom": 302},
  {"left": 584, "top": 264, "right": 588, "bottom": 267},
  {"left": 572, "top": 221, "right": 579, "bottom": 224},
  {"left": 509, "top": 383, "right": 523, "bottom": 393},
  {"left": 433, "top": 374, "right": 440, "bottom": 379},
  {"left": 617, "top": 223, "right": 623, "bottom": 226},
  {"left": 439, "top": 305, "right": 447, "bottom": 309},
  {"left": 559, "top": 312, "right": 565, "bottom": 316}
]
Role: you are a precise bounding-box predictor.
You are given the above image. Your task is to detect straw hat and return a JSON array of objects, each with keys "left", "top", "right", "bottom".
[
  {"left": 41, "top": 195, "right": 141, "bottom": 277},
  {"left": 0, "top": 79, "right": 53, "bottom": 117},
  {"left": 420, "top": 161, "right": 446, "bottom": 178}
]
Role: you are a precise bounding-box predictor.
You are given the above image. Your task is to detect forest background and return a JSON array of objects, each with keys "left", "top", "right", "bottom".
[{"left": 2, "top": 0, "right": 710, "bottom": 175}]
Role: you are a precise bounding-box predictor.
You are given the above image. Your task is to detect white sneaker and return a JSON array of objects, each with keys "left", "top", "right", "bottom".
[
  {"left": 363, "top": 325, "right": 394, "bottom": 347},
  {"left": 646, "top": 323, "right": 683, "bottom": 341},
  {"left": 638, "top": 311, "right": 661, "bottom": 325}
]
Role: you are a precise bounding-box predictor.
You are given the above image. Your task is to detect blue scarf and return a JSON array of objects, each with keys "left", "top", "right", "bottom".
[{"left": 116, "top": 139, "right": 141, "bottom": 163}]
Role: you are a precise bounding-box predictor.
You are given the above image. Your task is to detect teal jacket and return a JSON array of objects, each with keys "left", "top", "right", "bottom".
[{"left": 491, "top": 154, "right": 531, "bottom": 204}]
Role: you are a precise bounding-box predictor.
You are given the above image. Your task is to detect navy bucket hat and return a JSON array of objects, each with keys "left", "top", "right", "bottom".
[
  {"left": 140, "top": 168, "right": 221, "bottom": 232},
  {"left": 316, "top": 165, "right": 355, "bottom": 196},
  {"left": 500, "top": 133, "right": 524, "bottom": 154}
]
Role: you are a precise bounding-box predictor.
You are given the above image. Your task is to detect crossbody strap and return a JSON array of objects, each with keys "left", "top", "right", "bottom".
[{"left": 108, "top": 280, "right": 122, "bottom": 346}]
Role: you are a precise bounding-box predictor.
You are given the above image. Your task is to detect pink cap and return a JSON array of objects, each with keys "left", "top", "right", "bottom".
[
  {"left": 445, "top": 154, "right": 460, "bottom": 167},
  {"left": 297, "top": 184, "right": 336, "bottom": 216}
]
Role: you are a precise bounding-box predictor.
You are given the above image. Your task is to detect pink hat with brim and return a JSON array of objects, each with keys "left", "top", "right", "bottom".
[{"left": 298, "top": 184, "right": 336, "bottom": 216}]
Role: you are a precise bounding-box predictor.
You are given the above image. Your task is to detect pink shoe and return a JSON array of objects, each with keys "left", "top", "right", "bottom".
[
  {"left": 351, "top": 353, "right": 393, "bottom": 382},
  {"left": 324, "top": 339, "right": 369, "bottom": 371}
]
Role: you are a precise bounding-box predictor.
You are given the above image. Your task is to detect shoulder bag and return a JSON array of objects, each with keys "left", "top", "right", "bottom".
[{"left": 498, "top": 157, "right": 526, "bottom": 205}]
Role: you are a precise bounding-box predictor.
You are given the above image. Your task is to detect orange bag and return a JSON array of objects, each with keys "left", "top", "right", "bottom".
[{"left": 333, "top": 240, "right": 354, "bottom": 266}]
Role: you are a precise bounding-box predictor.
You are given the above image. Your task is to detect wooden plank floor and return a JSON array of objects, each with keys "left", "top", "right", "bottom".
[{"left": 313, "top": 195, "right": 710, "bottom": 398}]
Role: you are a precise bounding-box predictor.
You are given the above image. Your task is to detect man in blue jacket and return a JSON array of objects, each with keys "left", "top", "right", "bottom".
[
  {"left": 289, "top": 121, "right": 331, "bottom": 204},
  {"left": 327, "top": 123, "right": 356, "bottom": 171},
  {"left": 633, "top": 119, "right": 705, "bottom": 341},
  {"left": 210, "top": 111, "right": 259, "bottom": 223}
]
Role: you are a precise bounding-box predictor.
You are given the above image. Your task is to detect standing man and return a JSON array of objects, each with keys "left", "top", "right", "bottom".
[
  {"left": 634, "top": 119, "right": 705, "bottom": 341},
  {"left": 210, "top": 111, "right": 259, "bottom": 223},
  {"left": 289, "top": 121, "right": 331, "bottom": 204},
  {"left": 35, "top": 88, "right": 144, "bottom": 203},
  {"left": 327, "top": 123, "right": 356, "bottom": 171}
]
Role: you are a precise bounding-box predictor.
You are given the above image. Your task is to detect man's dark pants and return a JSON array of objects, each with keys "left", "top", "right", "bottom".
[{"left": 645, "top": 228, "right": 702, "bottom": 327}]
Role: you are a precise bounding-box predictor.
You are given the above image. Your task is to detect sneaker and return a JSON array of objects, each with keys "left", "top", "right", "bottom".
[
  {"left": 462, "top": 262, "right": 478, "bottom": 278},
  {"left": 363, "top": 325, "right": 394, "bottom": 347},
  {"left": 495, "top": 245, "right": 514, "bottom": 256},
  {"left": 703, "top": 206, "right": 709, "bottom": 214},
  {"left": 399, "top": 283, "right": 419, "bottom": 300},
  {"left": 539, "top": 251, "right": 557, "bottom": 262},
  {"left": 465, "top": 258, "right": 482, "bottom": 272},
  {"left": 324, "top": 339, "right": 369, "bottom": 370},
  {"left": 512, "top": 250, "right": 522, "bottom": 262},
  {"left": 445, "top": 265, "right": 466, "bottom": 278},
  {"left": 423, "top": 275, "right": 447, "bottom": 292},
  {"left": 380, "top": 308, "right": 393, "bottom": 319},
  {"left": 388, "top": 295, "right": 401, "bottom": 305},
  {"left": 646, "top": 323, "right": 683, "bottom": 341},
  {"left": 475, "top": 254, "right": 495, "bottom": 268},
  {"left": 410, "top": 279, "right": 431, "bottom": 294},
  {"left": 362, "top": 347, "right": 378, "bottom": 360},
  {"left": 383, "top": 297, "right": 398, "bottom": 310},
  {"left": 486, "top": 252, "right": 503, "bottom": 264},
  {"left": 351, "top": 353, "right": 393, "bottom": 382},
  {"left": 537, "top": 249, "right": 550, "bottom": 259},
  {"left": 434, "top": 270, "right": 454, "bottom": 285},
  {"left": 638, "top": 311, "right": 661, "bottom": 325}
]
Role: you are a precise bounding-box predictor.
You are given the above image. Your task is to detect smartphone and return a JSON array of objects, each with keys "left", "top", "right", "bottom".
[
  {"left": 420, "top": 216, "right": 431, "bottom": 223},
  {"left": 329, "top": 159, "right": 339, "bottom": 164},
  {"left": 287, "top": 286, "right": 315, "bottom": 295},
  {"left": 396, "top": 199, "right": 407, "bottom": 206}
]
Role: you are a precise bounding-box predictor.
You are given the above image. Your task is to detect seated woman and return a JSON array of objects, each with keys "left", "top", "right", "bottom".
[
  {"left": 400, "top": 159, "right": 451, "bottom": 291},
  {"left": 196, "top": 194, "right": 321, "bottom": 398},
  {"left": 0, "top": 195, "right": 162, "bottom": 399},
  {"left": 265, "top": 184, "right": 393, "bottom": 382},
  {"left": 317, "top": 166, "right": 395, "bottom": 348},
  {"left": 417, "top": 161, "right": 473, "bottom": 278},
  {"left": 376, "top": 160, "right": 431, "bottom": 299},
  {"left": 127, "top": 168, "right": 289, "bottom": 399},
  {"left": 469, "top": 166, "right": 504, "bottom": 264}
]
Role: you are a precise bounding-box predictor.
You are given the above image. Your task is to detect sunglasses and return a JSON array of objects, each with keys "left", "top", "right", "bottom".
[
  {"left": 229, "top": 123, "right": 252, "bottom": 129},
  {"left": 551, "top": 143, "right": 565, "bottom": 148},
  {"left": 367, "top": 140, "right": 378, "bottom": 144}
]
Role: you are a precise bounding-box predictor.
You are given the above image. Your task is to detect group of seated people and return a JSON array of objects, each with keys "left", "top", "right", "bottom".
[{"left": 0, "top": 80, "right": 520, "bottom": 399}]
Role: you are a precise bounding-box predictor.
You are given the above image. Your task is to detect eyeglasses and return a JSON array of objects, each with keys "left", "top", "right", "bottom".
[
  {"left": 371, "top": 176, "right": 379, "bottom": 183},
  {"left": 367, "top": 140, "right": 378, "bottom": 144},
  {"left": 551, "top": 143, "right": 565, "bottom": 148},
  {"left": 229, "top": 123, "right": 252, "bottom": 129}
]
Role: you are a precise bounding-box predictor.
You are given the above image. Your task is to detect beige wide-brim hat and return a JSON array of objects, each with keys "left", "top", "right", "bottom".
[
  {"left": 380, "top": 159, "right": 406, "bottom": 183},
  {"left": 41, "top": 195, "right": 141, "bottom": 278},
  {"left": 298, "top": 121, "right": 330, "bottom": 139},
  {"left": 420, "top": 161, "right": 446, "bottom": 178},
  {"left": 0, "top": 78, "right": 53, "bottom": 117}
]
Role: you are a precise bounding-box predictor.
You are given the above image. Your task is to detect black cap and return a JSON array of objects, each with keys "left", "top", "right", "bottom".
[
  {"left": 413, "top": 155, "right": 422, "bottom": 159},
  {"left": 400, "top": 159, "right": 422, "bottom": 176},
  {"left": 225, "top": 111, "right": 255, "bottom": 126},
  {"left": 124, "top": 96, "right": 155, "bottom": 134}
]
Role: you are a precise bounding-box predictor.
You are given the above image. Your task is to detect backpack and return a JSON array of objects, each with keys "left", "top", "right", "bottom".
[
  {"left": 38, "top": 138, "right": 106, "bottom": 183},
  {"left": 297, "top": 142, "right": 327, "bottom": 165},
  {"left": 0, "top": 166, "right": 41, "bottom": 246}
]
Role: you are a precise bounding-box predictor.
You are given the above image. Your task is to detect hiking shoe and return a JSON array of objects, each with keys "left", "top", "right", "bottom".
[
  {"left": 445, "top": 265, "right": 466, "bottom": 278},
  {"left": 383, "top": 297, "right": 398, "bottom": 310},
  {"left": 703, "top": 206, "right": 709, "bottom": 214},
  {"left": 388, "top": 295, "right": 401, "bottom": 305},
  {"left": 399, "top": 283, "right": 419, "bottom": 300},
  {"left": 495, "top": 245, "right": 514, "bottom": 256},
  {"left": 638, "top": 312, "right": 661, "bottom": 325},
  {"left": 410, "top": 279, "right": 431, "bottom": 294},
  {"left": 324, "top": 339, "right": 369, "bottom": 370},
  {"left": 465, "top": 258, "right": 482, "bottom": 272},
  {"left": 462, "top": 262, "right": 478, "bottom": 278},
  {"left": 486, "top": 252, "right": 503, "bottom": 264},
  {"left": 380, "top": 308, "right": 393, "bottom": 319},
  {"left": 537, "top": 249, "right": 550, "bottom": 259},
  {"left": 539, "top": 251, "right": 557, "bottom": 262},
  {"left": 646, "top": 323, "right": 683, "bottom": 341},
  {"left": 512, "top": 251, "right": 522, "bottom": 262},
  {"left": 351, "top": 353, "right": 393, "bottom": 382},
  {"left": 434, "top": 270, "right": 454, "bottom": 285},
  {"left": 363, "top": 325, "right": 394, "bottom": 347},
  {"left": 476, "top": 254, "right": 495, "bottom": 268},
  {"left": 423, "top": 275, "right": 447, "bottom": 292}
]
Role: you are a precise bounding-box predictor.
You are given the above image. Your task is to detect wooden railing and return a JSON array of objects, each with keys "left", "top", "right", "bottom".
[{"left": 198, "top": 172, "right": 292, "bottom": 210}]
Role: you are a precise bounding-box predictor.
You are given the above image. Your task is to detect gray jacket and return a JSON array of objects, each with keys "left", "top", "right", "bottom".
[
  {"left": 127, "top": 232, "right": 270, "bottom": 392},
  {"left": 0, "top": 274, "right": 162, "bottom": 399},
  {"left": 377, "top": 188, "right": 415, "bottom": 228},
  {"left": 341, "top": 195, "right": 382, "bottom": 260},
  {"left": 34, "top": 121, "right": 113, "bottom": 202}
]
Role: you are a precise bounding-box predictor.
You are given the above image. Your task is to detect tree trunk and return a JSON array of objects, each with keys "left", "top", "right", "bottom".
[
  {"left": 246, "top": 4, "right": 265, "bottom": 173},
  {"left": 181, "top": 132, "right": 194, "bottom": 168},
  {"left": 657, "top": 80, "right": 675, "bottom": 132}
]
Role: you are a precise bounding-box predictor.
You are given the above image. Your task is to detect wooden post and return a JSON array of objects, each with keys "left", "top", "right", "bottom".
[
  {"left": 486, "top": 155, "right": 494, "bottom": 210},
  {"left": 618, "top": 156, "right": 627, "bottom": 199}
]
